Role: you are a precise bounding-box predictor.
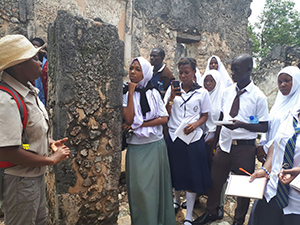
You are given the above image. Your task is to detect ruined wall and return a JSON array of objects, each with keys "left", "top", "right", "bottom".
[
  {"left": 47, "top": 10, "right": 123, "bottom": 225},
  {"left": 0, "top": 0, "right": 35, "bottom": 38},
  {"left": 129, "top": 0, "right": 252, "bottom": 76},
  {"left": 0, "top": 0, "right": 126, "bottom": 41},
  {"left": 253, "top": 44, "right": 300, "bottom": 109},
  {"left": 34, "top": 0, "right": 126, "bottom": 42},
  {"left": 2, "top": 0, "right": 252, "bottom": 77}
]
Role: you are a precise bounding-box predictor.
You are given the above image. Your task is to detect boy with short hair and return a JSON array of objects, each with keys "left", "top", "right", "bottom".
[{"left": 194, "top": 54, "right": 269, "bottom": 225}]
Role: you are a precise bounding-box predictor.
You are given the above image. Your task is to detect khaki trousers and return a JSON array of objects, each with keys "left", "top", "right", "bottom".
[{"left": 1, "top": 174, "right": 47, "bottom": 225}]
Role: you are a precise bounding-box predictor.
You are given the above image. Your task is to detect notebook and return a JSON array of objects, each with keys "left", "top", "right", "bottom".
[
  {"left": 174, "top": 113, "right": 200, "bottom": 145},
  {"left": 225, "top": 175, "right": 267, "bottom": 199},
  {"left": 290, "top": 174, "right": 300, "bottom": 192}
]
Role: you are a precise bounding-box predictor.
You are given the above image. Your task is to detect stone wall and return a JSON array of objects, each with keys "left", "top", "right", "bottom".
[
  {"left": 1, "top": 0, "right": 252, "bottom": 77},
  {"left": 0, "top": 0, "right": 35, "bottom": 38},
  {"left": 47, "top": 10, "right": 123, "bottom": 225},
  {"left": 252, "top": 44, "right": 300, "bottom": 109},
  {"left": 129, "top": 0, "right": 252, "bottom": 76}
]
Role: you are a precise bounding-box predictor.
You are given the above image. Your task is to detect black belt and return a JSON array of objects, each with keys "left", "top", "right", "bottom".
[{"left": 232, "top": 139, "right": 256, "bottom": 146}]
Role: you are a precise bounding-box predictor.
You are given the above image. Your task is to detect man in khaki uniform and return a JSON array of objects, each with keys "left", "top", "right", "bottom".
[{"left": 0, "top": 34, "right": 70, "bottom": 225}]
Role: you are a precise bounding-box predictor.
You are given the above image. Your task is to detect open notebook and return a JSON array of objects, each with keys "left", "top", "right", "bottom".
[{"left": 225, "top": 175, "right": 267, "bottom": 199}]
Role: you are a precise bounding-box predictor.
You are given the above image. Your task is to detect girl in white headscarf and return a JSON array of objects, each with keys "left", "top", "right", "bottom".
[
  {"left": 203, "top": 70, "right": 225, "bottom": 148},
  {"left": 123, "top": 57, "right": 176, "bottom": 225},
  {"left": 259, "top": 66, "right": 300, "bottom": 157},
  {"left": 205, "top": 55, "right": 233, "bottom": 87}
]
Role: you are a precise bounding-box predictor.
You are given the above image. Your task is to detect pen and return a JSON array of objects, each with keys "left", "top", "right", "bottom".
[{"left": 239, "top": 167, "right": 252, "bottom": 176}]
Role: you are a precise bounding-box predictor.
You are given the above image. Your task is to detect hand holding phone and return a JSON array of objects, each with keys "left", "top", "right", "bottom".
[{"left": 172, "top": 81, "right": 181, "bottom": 96}]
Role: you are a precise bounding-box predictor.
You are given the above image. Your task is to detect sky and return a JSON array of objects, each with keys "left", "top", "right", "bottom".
[{"left": 249, "top": 0, "right": 300, "bottom": 25}]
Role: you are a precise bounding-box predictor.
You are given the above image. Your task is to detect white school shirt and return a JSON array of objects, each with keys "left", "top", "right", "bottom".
[
  {"left": 164, "top": 84, "right": 211, "bottom": 143},
  {"left": 123, "top": 89, "right": 168, "bottom": 145},
  {"left": 264, "top": 110, "right": 300, "bottom": 215},
  {"left": 219, "top": 81, "right": 269, "bottom": 153}
]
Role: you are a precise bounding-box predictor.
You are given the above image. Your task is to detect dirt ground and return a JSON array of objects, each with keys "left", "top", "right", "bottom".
[{"left": 118, "top": 150, "right": 259, "bottom": 225}]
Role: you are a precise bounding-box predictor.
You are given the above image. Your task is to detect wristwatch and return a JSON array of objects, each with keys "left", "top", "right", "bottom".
[{"left": 168, "top": 100, "right": 174, "bottom": 105}]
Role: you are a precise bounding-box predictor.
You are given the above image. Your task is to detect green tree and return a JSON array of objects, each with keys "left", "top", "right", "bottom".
[
  {"left": 252, "top": 0, "right": 300, "bottom": 58},
  {"left": 248, "top": 24, "right": 260, "bottom": 57}
]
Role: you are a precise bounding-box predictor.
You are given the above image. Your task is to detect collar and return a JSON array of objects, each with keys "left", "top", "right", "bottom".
[
  {"left": 235, "top": 80, "right": 254, "bottom": 93},
  {"left": 152, "top": 64, "right": 166, "bottom": 74},
  {"left": 1, "top": 71, "right": 35, "bottom": 98}
]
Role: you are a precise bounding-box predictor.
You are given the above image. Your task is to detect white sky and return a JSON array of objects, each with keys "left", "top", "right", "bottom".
[{"left": 249, "top": 0, "right": 300, "bottom": 25}]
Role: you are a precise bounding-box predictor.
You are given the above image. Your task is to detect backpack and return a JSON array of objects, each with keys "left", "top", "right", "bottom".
[{"left": 0, "top": 82, "right": 28, "bottom": 168}]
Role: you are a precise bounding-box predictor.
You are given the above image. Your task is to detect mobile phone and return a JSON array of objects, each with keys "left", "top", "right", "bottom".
[
  {"left": 173, "top": 80, "right": 180, "bottom": 88},
  {"left": 172, "top": 80, "right": 181, "bottom": 96}
]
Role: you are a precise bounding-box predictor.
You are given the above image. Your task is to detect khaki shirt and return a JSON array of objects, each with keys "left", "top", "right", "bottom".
[{"left": 0, "top": 72, "right": 49, "bottom": 177}]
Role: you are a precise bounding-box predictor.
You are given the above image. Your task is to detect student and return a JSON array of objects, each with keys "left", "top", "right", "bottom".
[
  {"left": 205, "top": 55, "right": 233, "bottom": 87},
  {"left": 194, "top": 54, "right": 269, "bottom": 225},
  {"left": 249, "top": 106, "right": 300, "bottom": 225},
  {"left": 123, "top": 57, "right": 176, "bottom": 225},
  {"left": 164, "top": 57, "right": 212, "bottom": 225},
  {"left": 30, "top": 37, "right": 48, "bottom": 105},
  {"left": 203, "top": 69, "right": 225, "bottom": 164},
  {"left": 150, "top": 48, "right": 174, "bottom": 94},
  {"left": 257, "top": 66, "right": 300, "bottom": 162},
  {"left": 0, "top": 34, "right": 70, "bottom": 225}
]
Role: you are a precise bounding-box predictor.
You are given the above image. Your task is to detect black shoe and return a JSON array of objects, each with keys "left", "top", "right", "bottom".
[
  {"left": 217, "top": 205, "right": 224, "bottom": 220},
  {"left": 193, "top": 213, "right": 217, "bottom": 225},
  {"left": 183, "top": 219, "right": 193, "bottom": 224},
  {"left": 174, "top": 202, "right": 180, "bottom": 214},
  {"left": 232, "top": 222, "right": 243, "bottom": 225},
  {"left": 181, "top": 198, "right": 200, "bottom": 209}
]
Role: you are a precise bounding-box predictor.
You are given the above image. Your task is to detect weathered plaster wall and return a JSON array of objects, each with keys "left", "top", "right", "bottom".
[
  {"left": 47, "top": 10, "right": 123, "bottom": 225},
  {"left": 130, "top": 0, "right": 252, "bottom": 75},
  {"left": 1, "top": 0, "right": 252, "bottom": 76},
  {"left": 34, "top": 0, "right": 127, "bottom": 42}
]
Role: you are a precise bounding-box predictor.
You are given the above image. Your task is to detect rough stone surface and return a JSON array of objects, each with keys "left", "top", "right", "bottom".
[
  {"left": 47, "top": 10, "right": 123, "bottom": 225},
  {"left": 0, "top": 0, "right": 35, "bottom": 38},
  {"left": 130, "top": 0, "right": 252, "bottom": 75},
  {"left": 1, "top": 0, "right": 252, "bottom": 79},
  {"left": 253, "top": 44, "right": 300, "bottom": 109}
]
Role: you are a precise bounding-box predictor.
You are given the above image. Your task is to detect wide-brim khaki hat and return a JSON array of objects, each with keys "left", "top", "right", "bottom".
[{"left": 0, "top": 34, "right": 46, "bottom": 71}]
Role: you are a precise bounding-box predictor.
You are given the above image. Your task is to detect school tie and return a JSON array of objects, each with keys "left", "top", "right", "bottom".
[
  {"left": 229, "top": 88, "right": 246, "bottom": 118},
  {"left": 276, "top": 116, "right": 300, "bottom": 209}
]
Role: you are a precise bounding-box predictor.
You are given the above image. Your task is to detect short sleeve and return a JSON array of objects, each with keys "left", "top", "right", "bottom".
[
  {"left": 123, "top": 93, "right": 128, "bottom": 107},
  {"left": 200, "top": 89, "right": 211, "bottom": 113},
  {"left": 256, "top": 95, "right": 269, "bottom": 122},
  {"left": 163, "top": 86, "right": 171, "bottom": 106},
  {"left": 154, "top": 90, "right": 168, "bottom": 117},
  {"left": 0, "top": 92, "right": 23, "bottom": 147}
]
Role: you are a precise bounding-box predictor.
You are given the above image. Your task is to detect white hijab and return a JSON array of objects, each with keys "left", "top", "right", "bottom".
[
  {"left": 203, "top": 70, "right": 225, "bottom": 132},
  {"left": 195, "top": 68, "right": 202, "bottom": 86},
  {"left": 130, "top": 57, "right": 160, "bottom": 137},
  {"left": 263, "top": 66, "right": 300, "bottom": 151},
  {"left": 205, "top": 55, "right": 233, "bottom": 88}
]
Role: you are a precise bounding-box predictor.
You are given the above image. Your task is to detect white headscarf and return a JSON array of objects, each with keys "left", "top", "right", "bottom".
[
  {"left": 203, "top": 70, "right": 225, "bottom": 132},
  {"left": 262, "top": 66, "right": 300, "bottom": 151},
  {"left": 205, "top": 55, "right": 233, "bottom": 88},
  {"left": 195, "top": 68, "right": 202, "bottom": 86},
  {"left": 130, "top": 57, "right": 160, "bottom": 137}
]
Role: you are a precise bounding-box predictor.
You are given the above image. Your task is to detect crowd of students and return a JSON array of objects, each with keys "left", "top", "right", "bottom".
[
  {"left": 1, "top": 33, "right": 300, "bottom": 225},
  {"left": 122, "top": 48, "right": 300, "bottom": 225}
]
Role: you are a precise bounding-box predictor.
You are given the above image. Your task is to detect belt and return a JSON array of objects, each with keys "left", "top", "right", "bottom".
[{"left": 232, "top": 139, "right": 256, "bottom": 146}]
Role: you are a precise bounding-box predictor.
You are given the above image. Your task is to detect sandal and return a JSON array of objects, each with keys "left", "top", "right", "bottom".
[
  {"left": 183, "top": 219, "right": 193, "bottom": 225},
  {"left": 174, "top": 202, "right": 180, "bottom": 214}
]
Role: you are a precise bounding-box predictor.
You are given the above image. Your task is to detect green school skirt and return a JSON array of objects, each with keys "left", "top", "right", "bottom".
[{"left": 126, "top": 138, "right": 176, "bottom": 225}]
